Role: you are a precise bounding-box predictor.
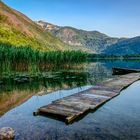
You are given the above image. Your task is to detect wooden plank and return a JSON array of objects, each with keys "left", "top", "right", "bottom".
[
  {"left": 54, "top": 99, "right": 96, "bottom": 110},
  {"left": 88, "top": 88, "right": 118, "bottom": 98},
  {"left": 37, "top": 73, "right": 140, "bottom": 124}
]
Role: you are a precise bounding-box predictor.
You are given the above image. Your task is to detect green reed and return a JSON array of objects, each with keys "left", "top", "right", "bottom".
[
  {"left": 0, "top": 43, "right": 87, "bottom": 64},
  {"left": 0, "top": 43, "right": 87, "bottom": 76}
]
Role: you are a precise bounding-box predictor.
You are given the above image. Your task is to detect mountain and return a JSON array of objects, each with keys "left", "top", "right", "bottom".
[
  {"left": 1, "top": 1, "right": 140, "bottom": 55},
  {"left": 36, "top": 21, "right": 140, "bottom": 55},
  {"left": 36, "top": 20, "right": 121, "bottom": 53},
  {"left": 0, "top": 1, "right": 73, "bottom": 51},
  {"left": 103, "top": 36, "right": 140, "bottom": 55}
]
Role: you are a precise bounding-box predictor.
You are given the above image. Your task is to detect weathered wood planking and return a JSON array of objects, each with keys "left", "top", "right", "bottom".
[{"left": 38, "top": 73, "right": 140, "bottom": 124}]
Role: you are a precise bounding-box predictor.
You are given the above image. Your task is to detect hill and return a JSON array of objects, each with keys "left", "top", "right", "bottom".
[{"left": 0, "top": 1, "right": 73, "bottom": 51}]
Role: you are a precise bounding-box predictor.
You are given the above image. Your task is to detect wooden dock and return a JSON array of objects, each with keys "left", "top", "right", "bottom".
[{"left": 37, "top": 73, "right": 140, "bottom": 124}]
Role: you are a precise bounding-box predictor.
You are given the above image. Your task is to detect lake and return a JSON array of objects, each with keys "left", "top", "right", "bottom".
[{"left": 0, "top": 60, "right": 140, "bottom": 140}]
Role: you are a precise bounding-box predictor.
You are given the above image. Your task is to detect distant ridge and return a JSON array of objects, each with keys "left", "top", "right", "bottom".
[
  {"left": 36, "top": 20, "right": 122, "bottom": 53},
  {"left": 103, "top": 36, "right": 140, "bottom": 55}
]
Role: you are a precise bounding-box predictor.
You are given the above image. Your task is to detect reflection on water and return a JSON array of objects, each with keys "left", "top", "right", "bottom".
[
  {"left": 0, "top": 60, "right": 140, "bottom": 139},
  {"left": 0, "top": 71, "right": 88, "bottom": 116},
  {"left": 0, "top": 89, "right": 35, "bottom": 116}
]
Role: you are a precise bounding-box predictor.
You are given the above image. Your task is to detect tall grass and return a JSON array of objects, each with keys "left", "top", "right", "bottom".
[
  {"left": 0, "top": 43, "right": 87, "bottom": 74},
  {"left": 0, "top": 43, "right": 87, "bottom": 64}
]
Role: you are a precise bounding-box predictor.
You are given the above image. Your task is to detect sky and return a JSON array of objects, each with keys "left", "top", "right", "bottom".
[{"left": 3, "top": 0, "right": 140, "bottom": 37}]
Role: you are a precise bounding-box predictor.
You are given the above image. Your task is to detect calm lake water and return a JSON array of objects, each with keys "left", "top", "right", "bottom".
[{"left": 0, "top": 60, "right": 140, "bottom": 140}]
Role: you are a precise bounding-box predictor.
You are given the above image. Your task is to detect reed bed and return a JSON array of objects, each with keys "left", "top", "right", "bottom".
[
  {"left": 0, "top": 43, "right": 87, "bottom": 75},
  {"left": 0, "top": 43, "right": 87, "bottom": 64}
]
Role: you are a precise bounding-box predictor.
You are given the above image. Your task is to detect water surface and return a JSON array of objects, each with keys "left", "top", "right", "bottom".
[{"left": 0, "top": 60, "right": 140, "bottom": 140}]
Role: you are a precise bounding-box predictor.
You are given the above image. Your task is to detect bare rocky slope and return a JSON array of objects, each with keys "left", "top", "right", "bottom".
[{"left": 36, "top": 20, "right": 123, "bottom": 53}]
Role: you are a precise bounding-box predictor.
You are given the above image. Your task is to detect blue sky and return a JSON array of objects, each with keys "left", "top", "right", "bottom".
[{"left": 3, "top": 0, "right": 140, "bottom": 37}]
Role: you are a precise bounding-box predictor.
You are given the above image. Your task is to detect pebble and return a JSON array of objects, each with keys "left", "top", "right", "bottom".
[{"left": 0, "top": 127, "right": 15, "bottom": 140}]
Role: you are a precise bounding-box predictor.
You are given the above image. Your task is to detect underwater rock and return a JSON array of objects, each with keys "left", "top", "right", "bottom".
[{"left": 0, "top": 127, "right": 15, "bottom": 140}]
